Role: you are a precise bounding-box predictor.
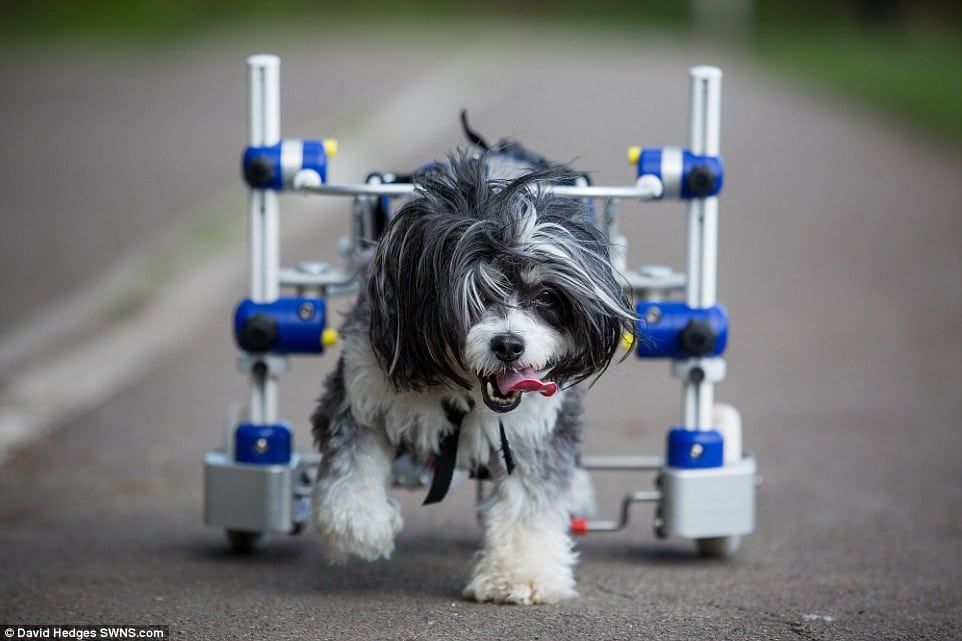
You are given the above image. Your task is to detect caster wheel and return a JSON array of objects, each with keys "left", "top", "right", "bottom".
[
  {"left": 226, "top": 529, "right": 269, "bottom": 553},
  {"left": 696, "top": 535, "right": 741, "bottom": 558}
]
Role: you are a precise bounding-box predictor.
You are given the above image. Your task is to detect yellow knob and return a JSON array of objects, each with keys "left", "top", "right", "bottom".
[
  {"left": 321, "top": 328, "right": 339, "bottom": 347},
  {"left": 324, "top": 138, "right": 338, "bottom": 158},
  {"left": 627, "top": 146, "right": 641, "bottom": 165},
  {"left": 621, "top": 331, "right": 636, "bottom": 352}
]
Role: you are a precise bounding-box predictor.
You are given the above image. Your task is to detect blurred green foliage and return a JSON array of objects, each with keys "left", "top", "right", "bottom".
[
  {"left": 752, "top": 1, "right": 962, "bottom": 142},
  {"left": 0, "top": 0, "right": 692, "bottom": 41},
  {"left": 1, "top": 0, "right": 959, "bottom": 142},
  {"left": 755, "top": 27, "right": 962, "bottom": 142}
]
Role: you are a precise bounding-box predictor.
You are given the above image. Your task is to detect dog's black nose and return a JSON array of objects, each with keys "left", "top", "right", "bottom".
[{"left": 491, "top": 333, "right": 525, "bottom": 362}]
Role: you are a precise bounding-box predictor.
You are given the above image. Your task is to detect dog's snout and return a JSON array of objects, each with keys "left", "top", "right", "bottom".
[{"left": 490, "top": 333, "right": 525, "bottom": 362}]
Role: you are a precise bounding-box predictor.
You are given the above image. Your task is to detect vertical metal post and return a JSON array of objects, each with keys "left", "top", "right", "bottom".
[
  {"left": 682, "top": 65, "right": 722, "bottom": 430},
  {"left": 247, "top": 54, "right": 281, "bottom": 424}
]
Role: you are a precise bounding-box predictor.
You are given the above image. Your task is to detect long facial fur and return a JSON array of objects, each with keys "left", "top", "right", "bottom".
[{"left": 367, "top": 152, "right": 636, "bottom": 394}]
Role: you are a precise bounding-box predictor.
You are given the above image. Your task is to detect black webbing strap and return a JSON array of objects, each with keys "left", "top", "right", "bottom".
[
  {"left": 498, "top": 420, "right": 515, "bottom": 475},
  {"left": 423, "top": 401, "right": 466, "bottom": 505},
  {"left": 422, "top": 427, "right": 460, "bottom": 505},
  {"left": 423, "top": 404, "right": 515, "bottom": 505}
]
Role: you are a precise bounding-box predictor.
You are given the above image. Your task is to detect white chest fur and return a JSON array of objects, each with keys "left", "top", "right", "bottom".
[{"left": 342, "top": 335, "right": 563, "bottom": 470}]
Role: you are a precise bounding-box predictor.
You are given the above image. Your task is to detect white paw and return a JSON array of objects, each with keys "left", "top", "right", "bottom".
[
  {"left": 312, "top": 484, "right": 402, "bottom": 563},
  {"left": 463, "top": 567, "right": 577, "bottom": 605}
]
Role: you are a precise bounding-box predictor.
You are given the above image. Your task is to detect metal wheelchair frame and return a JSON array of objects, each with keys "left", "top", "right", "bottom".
[{"left": 204, "top": 54, "right": 757, "bottom": 557}]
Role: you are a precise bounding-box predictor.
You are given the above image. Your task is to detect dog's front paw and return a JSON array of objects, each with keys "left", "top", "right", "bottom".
[
  {"left": 463, "top": 554, "right": 577, "bottom": 605},
  {"left": 312, "top": 485, "right": 402, "bottom": 563}
]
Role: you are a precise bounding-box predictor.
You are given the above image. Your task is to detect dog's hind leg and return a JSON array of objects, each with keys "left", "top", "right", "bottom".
[{"left": 311, "top": 358, "right": 402, "bottom": 563}]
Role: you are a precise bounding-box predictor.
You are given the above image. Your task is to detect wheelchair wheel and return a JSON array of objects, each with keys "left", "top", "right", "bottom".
[
  {"left": 695, "top": 535, "right": 741, "bottom": 558},
  {"left": 226, "top": 529, "right": 269, "bottom": 553}
]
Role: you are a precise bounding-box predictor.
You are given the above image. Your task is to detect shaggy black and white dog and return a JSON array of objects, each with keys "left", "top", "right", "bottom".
[{"left": 311, "top": 144, "right": 635, "bottom": 604}]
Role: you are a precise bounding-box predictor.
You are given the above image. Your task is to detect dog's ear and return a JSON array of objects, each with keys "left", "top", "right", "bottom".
[
  {"left": 366, "top": 199, "right": 473, "bottom": 392},
  {"left": 527, "top": 196, "right": 637, "bottom": 388},
  {"left": 548, "top": 270, "right": 634, "bottom": 388}
]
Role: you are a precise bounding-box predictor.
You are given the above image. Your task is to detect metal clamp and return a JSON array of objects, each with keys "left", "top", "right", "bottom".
[
  {"left": 236, "top": 354, "right": 291, "bottom": 377},
  {"left": 671, "top": 357, "right": 726, "bottom": 384},
  {"left": 629, "top": 146, "right": 724, "bottom": 199}
]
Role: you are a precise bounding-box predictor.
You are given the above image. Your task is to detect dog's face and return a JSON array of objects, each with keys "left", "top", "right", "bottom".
[{"left": 368, "top": 154, "right": 634, "bottom": 412}]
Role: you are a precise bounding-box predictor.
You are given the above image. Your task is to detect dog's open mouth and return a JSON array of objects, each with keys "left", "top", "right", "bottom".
[{"left": 480, "top": 367, "right": 558, "bottom": 413}]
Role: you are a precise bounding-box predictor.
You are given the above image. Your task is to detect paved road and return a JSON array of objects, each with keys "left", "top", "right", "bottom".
[
  {"left": 2, "top": 29, "right": 961, "bottom": 640},
  {"left": 0, "top": 33, "right": 450, "bottom": 344}
]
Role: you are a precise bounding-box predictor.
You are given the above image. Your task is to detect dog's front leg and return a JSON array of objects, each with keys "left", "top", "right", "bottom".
[
  {"left": 311, "top": 419, "right": 402, "bottom": 563},
  {"left": 464, "top": 470, "right": 577, "bottom": 605}
]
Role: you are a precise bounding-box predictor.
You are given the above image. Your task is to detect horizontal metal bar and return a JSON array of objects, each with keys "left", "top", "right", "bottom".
[
  {"left": 549, "top": 181, "right": 663, "bottom": 200},
  {"left": 296, "top": 177, "right": 664, "bottom": 201},
  {"left": 580, "top": 490, "right": 662, "bottom": 533},
  {"left": 282, "top": 266, "right": 684, "bottom": 297},
  {"left": 583, "top": 520, "right": 620, "bottom": 532},
  {"left": 580, "top": 455, "right": 663, "bottom": 471},
  {"left": 298, "top": 183, "right": 416, "bottom": 197}
]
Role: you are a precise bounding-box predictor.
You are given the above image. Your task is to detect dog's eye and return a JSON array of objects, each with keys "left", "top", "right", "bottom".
[{"left": 534, "top": 289, "right": 558, "bottom": 308}]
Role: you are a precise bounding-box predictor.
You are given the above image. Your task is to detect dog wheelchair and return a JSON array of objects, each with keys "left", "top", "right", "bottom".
[{"left": 204, "top": 54, "right": 758, "bottom": 557}]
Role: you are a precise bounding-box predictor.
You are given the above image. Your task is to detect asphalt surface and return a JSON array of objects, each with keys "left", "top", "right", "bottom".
[
  {"left": 0, "top": 34, "right": 449, "bottom": 339},
  {"left": 2, "top": 28, "right": 961, "bottom": 640}
]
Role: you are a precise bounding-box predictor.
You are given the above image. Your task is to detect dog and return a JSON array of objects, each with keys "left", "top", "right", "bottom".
[{"left": 310, "top": 133, "right": 635, "bottom": 604}]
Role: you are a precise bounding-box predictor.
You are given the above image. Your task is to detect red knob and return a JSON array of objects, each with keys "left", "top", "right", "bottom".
[{"left": 569, "top": 516, "right": 588, "bottom": 536}]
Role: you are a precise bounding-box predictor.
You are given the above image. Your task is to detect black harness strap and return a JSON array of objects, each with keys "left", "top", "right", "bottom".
[
  {"left": 498, "top": 420, "right": 515, "bottom": 475},
  {"left": 422, "top": 427, "right": 461, "bottom": 505},
  {"left": 423, "top": 400, "right": 467, "bottom": 505},
  {"left": 423, "top": 403, "right": 515, "bottom": 506}
]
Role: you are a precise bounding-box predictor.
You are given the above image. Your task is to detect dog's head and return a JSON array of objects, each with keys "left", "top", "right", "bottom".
[{"left": 368, "top": 153, "right": 635, "bottom": 412}]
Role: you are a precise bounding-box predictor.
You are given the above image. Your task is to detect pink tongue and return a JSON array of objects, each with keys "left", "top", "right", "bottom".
[{"left": 495, "top": 367, "right": 558, "bottom": 397}]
